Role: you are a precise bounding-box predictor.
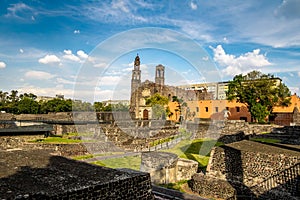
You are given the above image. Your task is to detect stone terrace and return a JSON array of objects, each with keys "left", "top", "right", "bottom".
[{"left": 0, "top": 149, "right": 154, "bottom": 199}]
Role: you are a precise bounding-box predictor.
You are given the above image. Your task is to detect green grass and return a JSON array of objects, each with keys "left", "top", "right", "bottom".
[
  {"left": 72, "top": 152, "right": 125, "bottom": 160},
  {"left": 163, "top": 138, "right": 223, "bottom": 171},
  {"left": 250, "top": 137, "right": 281, "bottom": 144},
  {"left": 92, "top": 155, "right": 141, "bottom": 171},
  {"left": 72, "top": 154, "right": 94, "bottom": 160},
  {"left": 31, "top": 136, "right": 82, "bottom": 143}
]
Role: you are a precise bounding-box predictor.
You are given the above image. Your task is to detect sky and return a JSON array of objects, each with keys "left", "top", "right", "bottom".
[{"left": 0, "top": 0, "right": 300, "bottom": 102}]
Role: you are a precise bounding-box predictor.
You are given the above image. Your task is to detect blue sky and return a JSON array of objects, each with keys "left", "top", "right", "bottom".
[{"left": 0, "top": 0, "right": 300, "bottom": 102}]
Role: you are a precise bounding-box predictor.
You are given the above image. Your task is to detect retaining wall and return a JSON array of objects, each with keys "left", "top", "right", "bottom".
[{"left": 191, "top": 140, "right": 300, "bottom": 199}]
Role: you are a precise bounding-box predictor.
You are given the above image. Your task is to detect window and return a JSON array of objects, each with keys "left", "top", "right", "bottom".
[
  {"left": 236, "top": 107, "right": 240, "bottom": 112},
  {"left": 196, "top": 107, "right": 199, "bottom": 112},
  {"left": 205, "top": 107, "right": 208, "bottom": 112},
  {"left": 215, "top": 107, "right": 218, "bottom": 112}
]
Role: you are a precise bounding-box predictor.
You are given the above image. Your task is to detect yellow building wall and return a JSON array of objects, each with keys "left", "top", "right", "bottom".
[
  {"left": 168, "top": 94, "right": 300, "bottom": 122},
  {"left": 272, "top": 94, "right": 300, "bottom": 113}
]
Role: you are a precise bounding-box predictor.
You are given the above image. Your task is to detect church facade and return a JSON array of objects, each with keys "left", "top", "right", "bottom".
[{"left": 129, "top": 55, "right": 212, "bottom": 120}]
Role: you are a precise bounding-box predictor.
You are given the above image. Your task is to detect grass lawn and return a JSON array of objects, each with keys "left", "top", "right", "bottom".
[
  {"left": 163, "top": 138, "right": 223, "bottom": 171},
  {"left": 92, "top": 155, "right": 141, "bottom": 171},
  {"left": 30, "top": 135, "right": 82, "bottom": 143}
]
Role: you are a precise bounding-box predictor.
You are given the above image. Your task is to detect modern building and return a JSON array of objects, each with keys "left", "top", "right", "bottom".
[
  {"left": 102, "top": 100, "right": 130, "bottom": 107},
  {"left": 36, "top": 94, "right": 64, "bottom": 102}
]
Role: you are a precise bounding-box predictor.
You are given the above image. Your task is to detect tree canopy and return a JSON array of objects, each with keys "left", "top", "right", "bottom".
[
  {"left": 0, "top": 90, "right": 125, "bottom": 114},
  {"left": 226, "top": 70, "right": 291, "bottom": 123},
  {"left": 146, "top": 93, "right": 169, "bottom": 119}
]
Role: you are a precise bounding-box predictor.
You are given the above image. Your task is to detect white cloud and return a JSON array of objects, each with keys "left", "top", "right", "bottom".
[
  {"left": 19, "top": 49, "right": 24, "bottom": 53},
  {"left": 211, "top": 45, "right": 272, "bottom": 76},
  {"left": 190, "top": 1, "right": 197, "bottom": 10},
  {"left": 5, "top": 3, "right": 32, "bottom": 18},
  {"left": 24, "top": 70, "right": 55, "bottom": 80},
  {"left": 56, "top": 77, "right": 75, "bottom": 85},
  {"left": 18, "top": 85, "right": 74, "bottom": 100},
  {"left": 93, "top": 62, "right": 107, "bottom": 68},
  {"left": 0, "top": 61, "right": 6, "bottom": 69},
  {"left": 38, "top": 54, "right": 61, "bottom": 64},
  {"left": 99, "top": 76, "right": 122, "bottom": 86},
  {"left": 112, "top": 0, "right": 130, "bottom": 13},
  {"left": 77, "top": 50, "right": 88, "bottom": 59},
  {"left": 62, "top": 49, "right": 89, "bottom": 62},
  {"left": 63, "top": 49, "right": 81, "bottom": 62},
  {"left": 74, "top": 30, "right": 80, "bottom": 34}
]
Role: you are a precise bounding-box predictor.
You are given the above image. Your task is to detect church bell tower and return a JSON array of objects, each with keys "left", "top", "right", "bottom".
[
  {"left": 131, "top": 54, "right": 141, "bottom": 93},
  {"left": 130, "top": 54, "right": 141, "bottom": 118},
  {"left": 155, "top": 64, "right": 165, "bottom": 86}
]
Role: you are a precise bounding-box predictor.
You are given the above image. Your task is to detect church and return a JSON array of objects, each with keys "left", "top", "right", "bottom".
[{"left": 129, "top": 54, "right": 212, "bottom": 120}]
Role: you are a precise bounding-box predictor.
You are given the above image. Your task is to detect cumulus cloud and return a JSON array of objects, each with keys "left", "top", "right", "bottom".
[
  {"left": 211, "top": 45, "right": 272, "bottom": 76},
  {"left": 63, "top": 50, "right": 81, "bottom": 62},
  {"left": 94, "top": 62, "right": 108, "bottom": 68},
  {"left": 38, "top": 54, "right": 61, "bottom": 64},
  {"left": 62, "top": 49, "right": 89, "bottom": 62},
  {"left": 24, "top": 70, "right": 55, "bottom": 80},
  {"left": 99, "top": 76, "right": 122, "bottom": 86},
  {"left": 190, "top": 1, "right": 198, "bottom": 10},
  {"left": 77, "top": 50, "right": 88, "bottom": 59},
  {"left": 0, "top": 61, "right": 6, "bottom": 69}
]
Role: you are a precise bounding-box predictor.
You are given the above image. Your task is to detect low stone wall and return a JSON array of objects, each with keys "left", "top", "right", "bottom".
[
  {"left": 190, "top": 173, "right": 236, "bottom": 200},
  {"left": 187, "top": 120, "right": 281, "bottom": 140},
  {"left": 193, "top": 140, "right": 300, "bottom": 199},
  {"left": 140, "top": 152, "right": 198, "bottom": 184},
  {"left": 0, "top": 150, "right": 154, "bottom": 199},
  {"left": 0, "top": 137, "right": 88, "bottom": 156},
  {"left": 177, "top": 158, "right": 198, "bottom": 181}
]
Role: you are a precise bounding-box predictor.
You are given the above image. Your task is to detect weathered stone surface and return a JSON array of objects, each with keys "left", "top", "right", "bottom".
[
  {"left": 0, "top": 149, "right": 154, "bottom": 199},
  {"left": 203, "top": 140, "right": 300, "bottom": 199},
  {"left": 177, "top": 158, "right": 198, "bottom": 181},
  {"left": 141, "top": 152, "right": 178, "bottom": 171},
  {"left": 140, "top": 152, "right": 199, "bottom": 185},
  {"left": 190, "top": 173, "right": 236, "bottom": 200}
]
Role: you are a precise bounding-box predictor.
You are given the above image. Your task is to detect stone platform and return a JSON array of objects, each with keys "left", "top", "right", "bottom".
[{"left": 0, "top": 149, "right": 153, "bottom": 199}]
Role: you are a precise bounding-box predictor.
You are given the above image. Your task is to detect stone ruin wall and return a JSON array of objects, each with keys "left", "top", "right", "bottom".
[
  {"left": 140, "top": 152, "right": 198, "bottom": 185},
  {"left": 186, "top": 120, "right": 281, "bottom": 140},
  {"left": 190, "top": 141, "right": 300, "bottom": 200},
  {"left": 0, "top": 150, "right": 154, "bottom": 200},
  {"left": 0, "top": 136, "right": 89, "bottom": 156}
]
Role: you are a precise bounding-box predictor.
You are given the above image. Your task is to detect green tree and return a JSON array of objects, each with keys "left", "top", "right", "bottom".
[
  {"left": 17, "top": 97, "right": 40, "bottom": 114},
  {"left": 5, "top": 90, "right": 19, "bottom": 113},
  {"left": 112, "top": 103, "right": 129, "bottom": 111},
  {"left": 72, "top": 100, "right": 93, "bottom": 112},
  {"left": 94, "top": 102, "right": 104, "bottom": 112},
  {"left": 226, "top": 70, "right": 291, "bottom": 122},
  {"left": 40, "top": 98, "right": 72, "bottom": 113},
  {"left": 0, "top": 91, "right": 8, "bottom": 111},
  {"left": 146, "top": 93, "right": 169, "bottom": 119}
]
